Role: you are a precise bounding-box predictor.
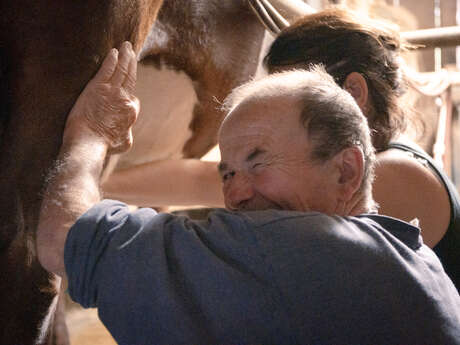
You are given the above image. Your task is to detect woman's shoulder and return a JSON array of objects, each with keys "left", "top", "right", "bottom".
[{"left": 373, "top": 143, "right": 450, "bottom": 247}]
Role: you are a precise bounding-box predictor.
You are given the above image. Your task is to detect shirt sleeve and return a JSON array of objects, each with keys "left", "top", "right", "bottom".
[
  {"left": 64, "top": 199, "right": 158, "bottom": 308},
  {"left": 63, "top": 201, "right": 286, "bottom": 344}
]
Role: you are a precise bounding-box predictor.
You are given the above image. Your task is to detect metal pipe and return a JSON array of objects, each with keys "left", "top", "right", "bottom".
[
  {"left": 248, "top": 0, "right": 460, "bottom": 48},
  {"left": 401, "top": 26, "right": 460, "bottom": 49},
  {"left": 257, "top": 0, "right": 315, "bottom": 23},
  {"left": 247, "top": 0, "right": 315, "bottom": 36}
]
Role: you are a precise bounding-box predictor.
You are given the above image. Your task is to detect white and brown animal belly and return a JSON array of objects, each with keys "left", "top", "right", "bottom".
[
  {"left": 103, "top": 0, "right": 268, "bottom": 206},
  {"left": 112, "top": 62, "right": 198, "bottom": 172}
]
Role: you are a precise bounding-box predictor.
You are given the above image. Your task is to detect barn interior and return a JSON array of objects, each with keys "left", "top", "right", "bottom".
[{"left": 2, "top": 0, "right": 460, "bottom": 343}]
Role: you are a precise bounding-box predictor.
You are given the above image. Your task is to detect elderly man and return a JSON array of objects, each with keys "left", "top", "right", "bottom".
[{"left": 37, "top": 43, "right": 460, "bottom": 344}]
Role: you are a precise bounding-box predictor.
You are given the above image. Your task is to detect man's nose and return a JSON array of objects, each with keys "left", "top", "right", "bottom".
[{"left": 224, "top": 173, "right": 255, "bottom": 211}]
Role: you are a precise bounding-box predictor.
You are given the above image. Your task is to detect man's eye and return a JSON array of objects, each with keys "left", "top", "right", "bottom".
[{"left": 252, "top": 162, "right": 263, "bottom": 169}]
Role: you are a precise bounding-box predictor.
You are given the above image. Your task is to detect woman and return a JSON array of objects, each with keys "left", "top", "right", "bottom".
[{"left": 263, "top": 7, "right": 459, "bottom": 288}]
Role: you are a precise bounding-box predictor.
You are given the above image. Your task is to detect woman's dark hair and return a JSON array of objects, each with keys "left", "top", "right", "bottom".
[{"left": 264, "top": 7, "right": 409, "bottom": 151}]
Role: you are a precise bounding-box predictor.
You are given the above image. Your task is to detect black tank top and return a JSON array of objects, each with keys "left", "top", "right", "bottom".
[{"left": 387, "top": 142, "right": 460, "bottom": 291}]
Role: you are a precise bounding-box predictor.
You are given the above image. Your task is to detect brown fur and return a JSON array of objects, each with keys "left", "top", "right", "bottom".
[
  {"left": 142, "top": 0, "right": 266, "bottom": 158},
  {"left": 0, "top": 0, "right": 163, "bottom": 343}
]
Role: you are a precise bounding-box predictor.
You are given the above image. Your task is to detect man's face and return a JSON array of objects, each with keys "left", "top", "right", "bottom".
[{"left": 218, "top": 95, "right": 338, "bottom": 213}]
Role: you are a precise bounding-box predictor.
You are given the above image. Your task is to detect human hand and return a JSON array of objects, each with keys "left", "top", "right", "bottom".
[{"left": 63, "top": 41, "right": 140, "bottom": 154}]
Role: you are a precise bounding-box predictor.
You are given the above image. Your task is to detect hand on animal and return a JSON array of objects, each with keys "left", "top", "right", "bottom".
[{"left": 63, "top": 41, "right": 140, "bottom": 154}]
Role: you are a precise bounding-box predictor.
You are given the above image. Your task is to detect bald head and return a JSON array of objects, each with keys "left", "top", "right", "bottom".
[{"left": 222, "top": 66, "right": 346, "bottom": 114}]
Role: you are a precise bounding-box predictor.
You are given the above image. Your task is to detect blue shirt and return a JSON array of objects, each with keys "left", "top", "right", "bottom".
[{"left": 65, "top": 199, "right": 460, "bottom": 344}]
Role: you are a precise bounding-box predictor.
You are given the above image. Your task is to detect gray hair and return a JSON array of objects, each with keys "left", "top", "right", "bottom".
[{"left": 222, "top": 66, "right": 376, "bottom": 209}]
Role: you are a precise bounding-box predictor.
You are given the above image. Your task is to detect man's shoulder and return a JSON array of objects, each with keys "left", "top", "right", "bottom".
[
  {"left": 212, "top": 208, "right": 397, "bottom": 235},
  {"left": 214, "top": 209, "right": 369, "bottom": 248},
  {"left": 218, "top": 210, "right": 423, "bottom": 257},
  {"left": 210, "top": 209, "right": 338, "bottom": 236},
  {"left": 232, "top": 209, "right": 365, "bottom": 235}
]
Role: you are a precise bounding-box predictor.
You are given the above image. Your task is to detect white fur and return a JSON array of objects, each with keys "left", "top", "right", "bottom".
[
  {"left": 112, "top": 62, "right": 197, "bottom": 171},
  {"left": 138, "top": 21, "right": 170, "bottom": 60}
]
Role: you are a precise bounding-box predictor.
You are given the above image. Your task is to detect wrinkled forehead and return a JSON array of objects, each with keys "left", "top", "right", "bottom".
[{"left": 218, "top": 109, "right": 263, "bottom": 153}]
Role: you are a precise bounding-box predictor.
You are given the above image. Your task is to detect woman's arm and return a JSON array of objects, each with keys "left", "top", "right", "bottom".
[{"left": 102, "top": 159, "right": 224, "bottom": 207}]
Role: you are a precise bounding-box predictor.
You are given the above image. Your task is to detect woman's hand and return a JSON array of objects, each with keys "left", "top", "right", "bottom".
[{"left": 63, "top": 41, "right": 140, "bottom": 154}]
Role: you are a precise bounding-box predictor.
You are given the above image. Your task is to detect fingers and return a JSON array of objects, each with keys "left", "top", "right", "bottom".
[
  {"left": 123, "top": 47, "right": 138, "bottom": 93},
  {"left": 94, "top": 41, "right": 136, "bottom": 91},
  {"left": 68, "top": 41, "right": 139, "bottom": 154},
  {"left": 94, "top": 48, "right": 119, "bottom": 82},
  {"left": 111, "top": 41, "right": 135, "bottom": 87}
]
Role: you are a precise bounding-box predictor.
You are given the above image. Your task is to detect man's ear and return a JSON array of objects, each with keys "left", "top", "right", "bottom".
[
  {"left": 343, "top": 72, "right": 368, "bottom": 111},
  {"left": 334, "top": 146, "right": 364, "bottom": 202}
]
